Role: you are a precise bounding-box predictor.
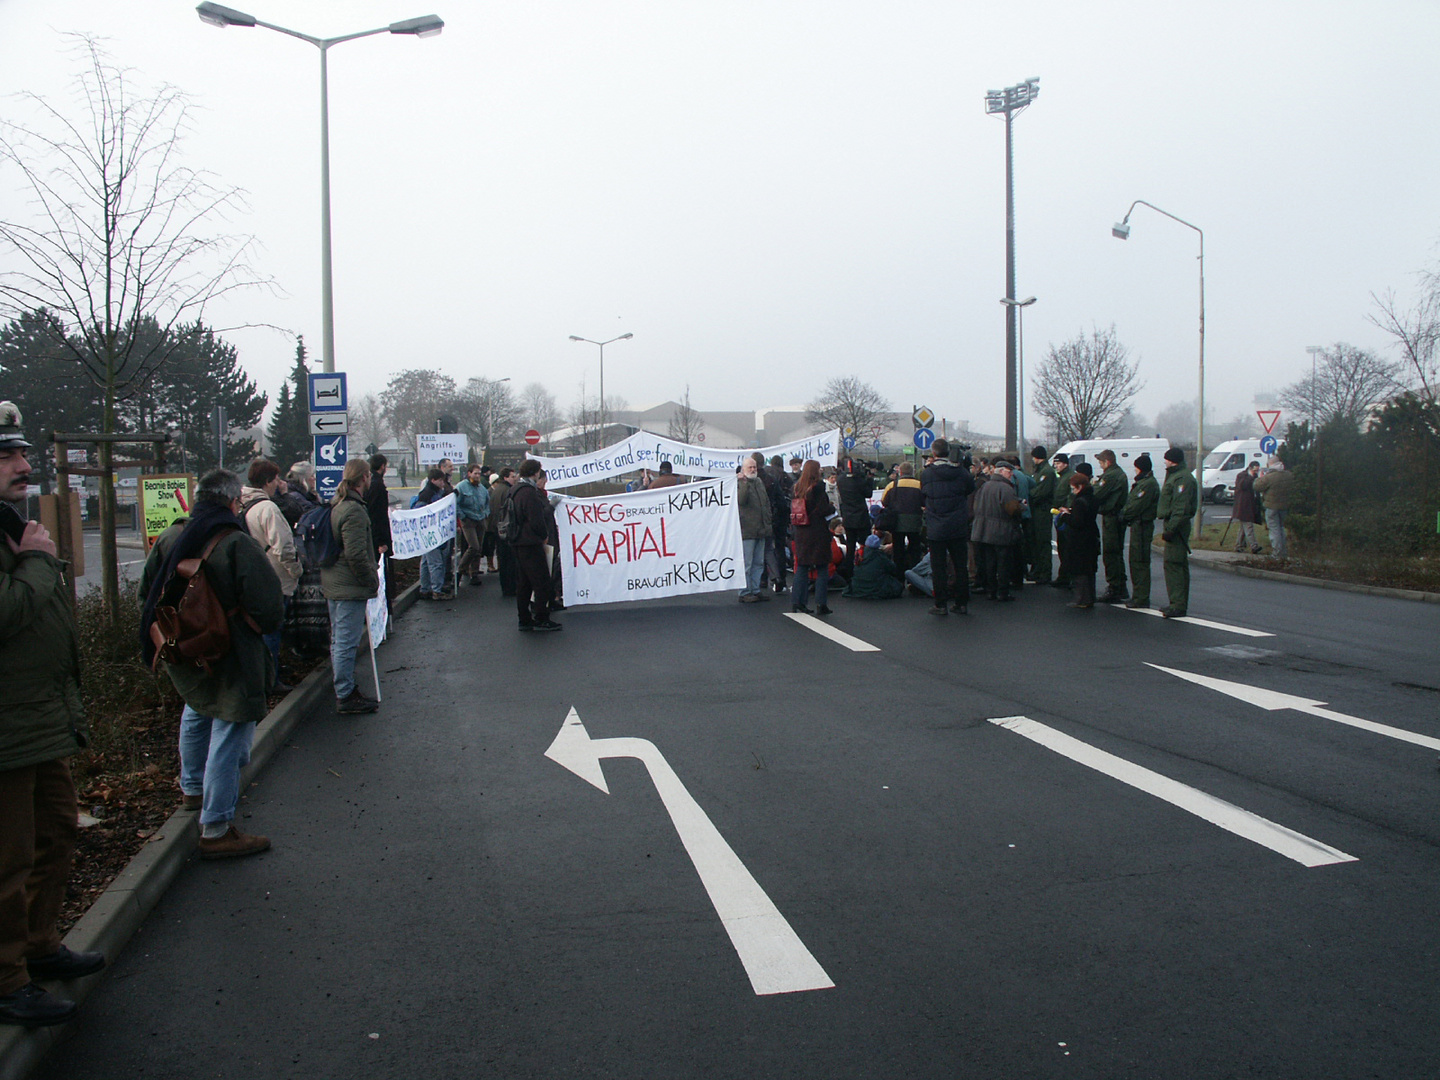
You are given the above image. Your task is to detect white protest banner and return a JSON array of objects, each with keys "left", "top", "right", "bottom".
[
  {"left": 388, "top": 492, "right": 457, "bottom": 559},
  {"left": 556, "top": 476, "right": 742, "bottom": 606},
  {"left": 416, "top": 433, "right": 469, "bottom": 466},
  {"left": 528, "top": 429, "right": 841, "bottom": 490},
  {"left": 367, "top": 557, "right": 389, "bottom": 648}
]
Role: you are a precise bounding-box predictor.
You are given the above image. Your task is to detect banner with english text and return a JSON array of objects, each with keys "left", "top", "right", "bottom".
[
  {"left": 556, "top": 476, "right": 743, "bottom": 606},
  {"left": 528, "top": 429, "right": 840, "bottom": 490},
  {"left": 388, "top": 492, "right": 456, "bottom": 559}
]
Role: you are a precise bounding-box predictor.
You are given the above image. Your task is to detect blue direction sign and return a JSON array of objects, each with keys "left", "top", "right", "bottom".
[
  {"left": 843, "top": 436, "right": 856, "bottom": 450},
  {"left": 308, "top": 372, "right": 347, "bottom": 412},
  {"left": 314, "top": 434, "right": 347, "bottom": 499},
  {"left": 913, "top": 427, "right": 936, "bottom": 452},
  {"left": 1259, "top": 435, "right": 1278, "bottom": 456},
  {"left": 873, "top": 439, "right": 882, "bottom": 451}
]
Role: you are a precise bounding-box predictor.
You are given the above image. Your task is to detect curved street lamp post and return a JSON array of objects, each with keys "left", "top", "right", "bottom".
[
  {"left": 567, "top": 334, "right": 633, "bottom": 437},
  {"left": 1112, "top": 200, "right": 1205, "bottom": 531},
  {"left": 195, "top": 3, "right": 444, "bottom": 374}
]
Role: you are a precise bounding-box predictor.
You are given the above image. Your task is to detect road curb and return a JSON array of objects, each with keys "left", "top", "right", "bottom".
[
  {"left": 1193, "top": 552, "right": 1440, "bottom": 604},
  {"left": 0, "top": 580, "right": 421, "bottom": 1080}
]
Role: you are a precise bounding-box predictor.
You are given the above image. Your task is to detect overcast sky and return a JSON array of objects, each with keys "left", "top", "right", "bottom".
[{"left": 3, "top": 0, "right": 1437, "bottom": 440}]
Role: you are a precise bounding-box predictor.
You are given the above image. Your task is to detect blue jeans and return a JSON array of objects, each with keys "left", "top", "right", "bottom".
[
  {"left": 328, "top": 598, "right": 369, "bottom": 699},
  {"left": 420, "top": 545, "right": 447, "bottom": 594},
  {"left": 741, "top": 538, "right": 766, "bottom": 596},
  {"left": 1265, "top": 507, "right": 1288, "bottom": 558},
  {"left": 179, "top": 705, "right": 255, "bottom": 827},
  {"left": 791, "top": 564, "right": 829, "bottom": 610}
]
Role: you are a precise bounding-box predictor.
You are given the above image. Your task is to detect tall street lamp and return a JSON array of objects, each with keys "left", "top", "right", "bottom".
[
  {"left": 195, "top": 3, "right": 444, "bottom": 374},
  {"left": 1112, "top": 200, "right": 1205, "bottom": 531},
  {"left": 568, "top": 333, "right": 633, "bottom": 436},
  {"left": 1000, "top": 296, "right": 1037, "bottom": 451},
  {"left": 488, "top": 377, "right": 511, "bottom": 450},
  {"left": 986, "top": 76, "right": 1040, "bottom": 452}
]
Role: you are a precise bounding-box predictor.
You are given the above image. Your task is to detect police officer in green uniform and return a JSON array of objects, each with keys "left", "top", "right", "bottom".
[
  {"left": 1048, "top": 452, "right": 1073, "bottom": 589},
  {"left": 1156, "top": 446, "right": 1198, "bottom": 618},
  {"left": 1093, "top": 448, "right": 1130, "bottom": 603},
  {"left": 1121, "top": 453, "right": 1160, "bottom": 609},
  {"left": 1026, "top": 446, "right": 1055, "bottom": 584}
]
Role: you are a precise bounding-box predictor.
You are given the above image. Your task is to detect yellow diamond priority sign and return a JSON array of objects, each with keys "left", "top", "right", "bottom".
[{"left": 912, "top": 406, "right": 935, "bottom": 429}]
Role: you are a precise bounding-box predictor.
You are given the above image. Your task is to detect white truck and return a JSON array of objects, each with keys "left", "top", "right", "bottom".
[
  {"left": 1200, "top": 439, "right": 1270, "bottom": 503},
  {"left": 1055, "top": 437, "right": 1170, "bottom": 474}
]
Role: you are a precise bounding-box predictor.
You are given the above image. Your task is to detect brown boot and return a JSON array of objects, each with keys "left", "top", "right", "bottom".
[{"left": 197, "top": 826, "right": 271, "bottom": 860}]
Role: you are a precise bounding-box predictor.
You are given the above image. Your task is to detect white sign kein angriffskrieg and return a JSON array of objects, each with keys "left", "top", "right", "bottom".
[{"left": 556, "top": 476, "right": 742, "bottom": 606}]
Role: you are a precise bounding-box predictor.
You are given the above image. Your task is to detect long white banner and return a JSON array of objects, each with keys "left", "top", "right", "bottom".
[
  {"left": 556, "top": 476, "right": 742, "bottom": 606},
  {"left": 529, "top": 429, "right": 841, "bottom": 490},
  {"left": 388, "top": 492, "right": 456, "bottom": 559}
]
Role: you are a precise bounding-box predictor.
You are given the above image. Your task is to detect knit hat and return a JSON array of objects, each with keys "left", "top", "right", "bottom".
[
  {"left": 1075, "top": 462, "right": 1093, "bottom": 477},
  {"left": 864, "top": 533, "right": 881, "bottom": 549},
  {"left": 0, "top": 401, "right": 31, "bottom": 451},
  {"left": 1052, "top": 452, "right": 1069, "bottom": 464},
  {"left": 1163, "top": 447, "right": 1184, "bottom": 465},
  {"left": 1031, "top": 445, "right": 1047, "bottom": 461},
  {"left": 1134, "top": 454, "right": 1153, "bottom": 474}
]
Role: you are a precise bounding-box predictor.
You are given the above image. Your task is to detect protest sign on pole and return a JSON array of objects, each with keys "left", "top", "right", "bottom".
[
  {"left": 366, "top": 556, "right": 388, "bottom": 703},
  {"left": 527, "top": 430, "right": 840, "bottom": 490},
  {"left": 388, "top": 493, "right": 457, "bottom": 559},
  {"left": 555, "top": 476, "right": 742, "bottom": 606},
  {"left": 416, "top": 434, "right": 469, "bottom": 466}
]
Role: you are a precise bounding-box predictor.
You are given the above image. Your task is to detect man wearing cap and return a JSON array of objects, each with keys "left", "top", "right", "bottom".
[
  {"left": 0, "top": 402, "right": 106, "bottom": 1027},
  {"left": 1025, "top": 446, "right": 1055, "bottom": 584},
  {"left": 1157, "top": 446, "right": 1199, "bottom": 618},
  {"left": 1049, "top": 453, "right": 1074, "bottom": 589},
  {"left": 1093, "top": 449, "right": 1130, "bottom": 603},
  {"left": 1121, "top": 454, "right": 1160, "bottom": 609}
]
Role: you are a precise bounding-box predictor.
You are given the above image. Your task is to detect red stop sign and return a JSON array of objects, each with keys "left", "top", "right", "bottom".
[{"left": 524, "top": 429, "right": 541, "bottom": 446}]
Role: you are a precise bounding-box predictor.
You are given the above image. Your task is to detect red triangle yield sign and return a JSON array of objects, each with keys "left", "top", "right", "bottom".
[{"left": 1256, "top": 410, "right": 1280, "bottom": 434}]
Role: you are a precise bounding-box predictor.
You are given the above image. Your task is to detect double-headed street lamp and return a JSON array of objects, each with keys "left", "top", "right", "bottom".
[
  {"left": 567, "top": 333, "right": 633, "bottom": 434},
  {"left": 986, "top": 76, "right": 1040, "bottom": 452},
  {"left": 195, "top": 3, "right": 445, "bottom": 374},
  {"left": 1000, "top": 296, "right": 1037, "bottom": 450},
  {"left": 1112, "top": 199, "right": 1205, "bottom": 531}
]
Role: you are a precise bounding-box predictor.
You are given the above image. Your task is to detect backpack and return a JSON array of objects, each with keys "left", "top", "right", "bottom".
[
  {"left": 498, "top": 492, "right": 522, "bottom": 543},
  {"left": 790, "top": 494, "right": 810, "bottom": 527},
  {"left": 149, "top": 528, "right": 258, "bottom": 673},
  {"left": 409, "top": 494, "right": 422, "bottom": 509},
  {"left": 296, "top": 503, "right": 343, "bottom": 569}
]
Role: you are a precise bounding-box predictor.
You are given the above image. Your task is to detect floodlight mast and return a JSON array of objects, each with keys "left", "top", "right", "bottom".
[
  {"left": 986, "top": 77, "right": 1040, "bottom": 452},
  {"left": 195, "top": 3, "right": 445, "bottom": 373}
]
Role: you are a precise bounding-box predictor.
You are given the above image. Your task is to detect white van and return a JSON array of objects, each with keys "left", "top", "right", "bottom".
[
  {"left": 1055, "top": 437, "right": 1170, "bottom": 474},
  {"left": 1200, "top": 439, "right": 1270, "bottom": 503}
]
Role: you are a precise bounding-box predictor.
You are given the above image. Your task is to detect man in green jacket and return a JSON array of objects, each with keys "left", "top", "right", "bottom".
[
  {"left": 140, "top": 468, "right": 285, "bottom": 860},
  {"left": 1094, "top": 449, "right": 1131, "bottom": 603},
  {"left": 1121, "top": 454, "right": 1160, "bottom": 609},
  {"left": 321, "top": 458, "right": 381, "bottom": 713},
  {"left": 1156, "top": 447, "right": 1199, "bottom": 618},
  {"left": 0, "top": 403, "right": 106, "bottom": 1027},
  {"left": 1026, "top": 446, "right": 1056, "bottom": 584}
]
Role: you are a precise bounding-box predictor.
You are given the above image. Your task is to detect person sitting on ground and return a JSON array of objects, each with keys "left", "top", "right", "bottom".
[{"left": 843, "top": 534, "right": 904, "bottom": 600}]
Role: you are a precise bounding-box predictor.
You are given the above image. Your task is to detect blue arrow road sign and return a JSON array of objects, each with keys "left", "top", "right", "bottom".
[
  {"left": 913, "top": 428, "right": 936, "bottom": 452},
  {"left": 1259, "top": 435, "right": 1278, "bottom": 456},
  {"left": 843, "top": 436, "right": 856, "bottom": 450},
  {"left": 308, "top": 372, "right": 347, "bottom": 412}
]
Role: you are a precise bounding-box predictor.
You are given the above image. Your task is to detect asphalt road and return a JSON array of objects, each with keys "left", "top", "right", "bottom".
[{"left": 41, "top": 564, "right": 1440, "bottom": 1079}]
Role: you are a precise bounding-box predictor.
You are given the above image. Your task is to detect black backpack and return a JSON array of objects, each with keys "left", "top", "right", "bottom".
[
  {"left": 498, "top": 492, "right": 522, "bottom": 544},
  {"left": 296, "top": 503, "right": 342, "bottom": 569}
]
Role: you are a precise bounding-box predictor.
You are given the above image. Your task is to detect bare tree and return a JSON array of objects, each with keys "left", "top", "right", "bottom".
[
  {"left": 1369, "top": 285, "right": 1439, "bottom": 402},
  {"left": 518, "top": 382, "right": 560, "bottom": 437},
  {"left": 351, "top": 392, "right": 388, "bottom": 454},
  {"left": 380, "top": 368, "right": 457, "bottom": 446},
  {"left": 453, "top": 377, "right": 522, "bottom": 446},
  {"left": 1031, "top": 325, "right": 1144, "bottom": 443},
  {"left": 0, "top": 35, "right": 264, "bottom": 620},
  {"left": 566, "top": 387, "right": 629, "bottom": 453},
  {"left": 1153, "top": 397, "right": 1226, "bottom": 450},
  {"left": 1278, "top": 342, "right": 1402, "bottom": 426},
  {"left": 805, "top": 376, "right": 890, "bottom": 436},
  {"left": 667, "top": 385, "right": 706, "bottom": 444}
]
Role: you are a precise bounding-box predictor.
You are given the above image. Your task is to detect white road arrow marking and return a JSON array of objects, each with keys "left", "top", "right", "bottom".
[
  {"left": 544, "top": 709, "right": 835, "bottom": 996},
  {"left": 988, "top": 716, "right": 1356, "bottom": 867},
  {"left": 1148, "top": 664, "right": 1440, "bottom": 752}
]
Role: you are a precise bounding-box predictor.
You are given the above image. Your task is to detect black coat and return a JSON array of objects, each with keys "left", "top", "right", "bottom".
[
  {"left": 508, "top": 479, "right": 552, "bottom": 548},
  {"left": 365, "top": 474, "right": 392, "bottom": 556},
  {"left": 920, "top": 460, "right": 975, "bottom": 541},
  {"left": 1067, "top": 487, "right": 1101, "bottom": 568},
  {"left": 836, "top": 461, "right": 873, "bottom": 531}
]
